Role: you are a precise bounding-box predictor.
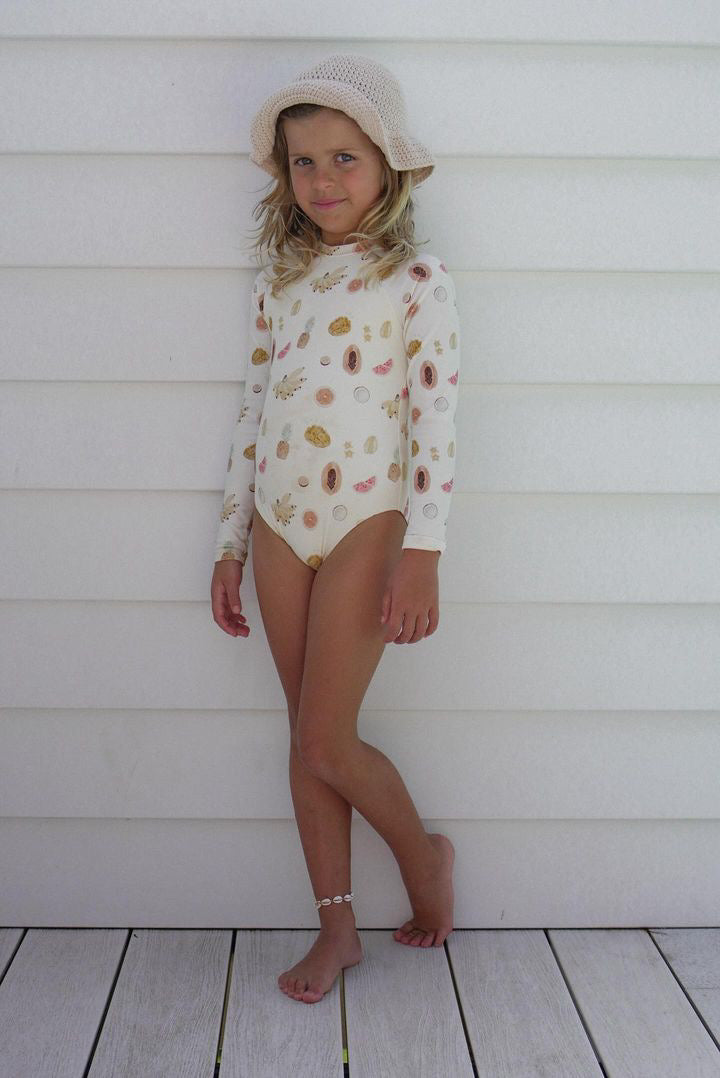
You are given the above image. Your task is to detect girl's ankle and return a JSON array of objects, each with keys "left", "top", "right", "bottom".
[{"left": 318, "top": 911, "right": 358, "bottom": 935}]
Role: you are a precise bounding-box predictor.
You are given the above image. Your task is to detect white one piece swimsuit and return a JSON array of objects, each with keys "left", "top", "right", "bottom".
[{"left": 214, "top": 239, "right": 461, "bottom": 571}]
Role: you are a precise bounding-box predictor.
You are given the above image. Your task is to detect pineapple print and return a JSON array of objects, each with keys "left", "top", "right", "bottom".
[
  {"left": 387, "top": 447, "right": 401, "bottom": 482},
  {"left": 297, "top": 316, "right": 316, "bottom": 350},
  {"left": 277, "top": 423, "right": 291, "bottom": 459}
]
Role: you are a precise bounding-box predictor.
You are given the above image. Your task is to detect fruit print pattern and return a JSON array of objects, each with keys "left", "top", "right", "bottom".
[{"left": 214, "top": 241, "right": 461, "bottom": 568}]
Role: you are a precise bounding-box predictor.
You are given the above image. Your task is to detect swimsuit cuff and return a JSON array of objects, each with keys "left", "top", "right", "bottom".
[{"left": 401, "top": 534, "right": 445, "bottom": 554}]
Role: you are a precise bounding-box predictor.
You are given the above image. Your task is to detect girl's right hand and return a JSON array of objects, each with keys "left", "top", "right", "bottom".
[{"left": 211, "top": 560, "right": 250, "bottom": 637}]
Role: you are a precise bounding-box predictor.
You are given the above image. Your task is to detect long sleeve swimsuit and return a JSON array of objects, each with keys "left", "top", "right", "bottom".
[{"left": 214, "top": 238, "right": 461, "bottom": 570}]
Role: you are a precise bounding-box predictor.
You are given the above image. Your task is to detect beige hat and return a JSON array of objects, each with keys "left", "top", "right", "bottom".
[{"left": 249, "top": 53, "right": 435, "bottom": 188}]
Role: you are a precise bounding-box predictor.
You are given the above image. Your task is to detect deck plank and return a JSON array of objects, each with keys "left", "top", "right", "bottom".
[
  {"left": 448, "top": 928, "right": 602, "bottom": 1076},
  {"left": 0, "top": 928, "right": 126, "bottom": 1078},
  {"left": 221, "top": 930, "right": 344, "bottom": 1077},
  {"left": 88, "top": 929, "right": 229, "bottom": 1078},
  {"left": 0, "top": 928, "right": 25, "bottom": 979},
  {"left": 343, "top": 929, "right": 474, "bottom": 1077},
  {"left": 650, "top": 928, "right": 720, "bottom": 1044},
  {"left": 550, "top": 928, "right": 720, "bottom": 1076}
]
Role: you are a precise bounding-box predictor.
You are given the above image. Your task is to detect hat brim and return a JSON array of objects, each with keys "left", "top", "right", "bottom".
[{"left": 249, "top": 79, "right": 435, "bottom": 187}]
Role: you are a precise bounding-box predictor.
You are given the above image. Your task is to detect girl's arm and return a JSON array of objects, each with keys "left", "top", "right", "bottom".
[
  {"left": 402, "top": 255, "right": 461, "bottom": 557},
  {"left": 214, "top": 269, "right": 273, "bottom": 565}
]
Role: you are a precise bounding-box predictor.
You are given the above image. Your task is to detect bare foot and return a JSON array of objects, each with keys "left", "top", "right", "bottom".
[
  {"left": 278, "top": 926, "right": 363, "bottom": 1004},
  {"left": 394, "top": 833, "right": 455, "bottom": 948}
]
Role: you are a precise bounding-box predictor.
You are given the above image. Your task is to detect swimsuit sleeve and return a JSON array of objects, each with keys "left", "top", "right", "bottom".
[
  {"left": 213, "top": 268, "right": 273, "bottom": 565},
  {"left": 402, "top": 255, "right": 461, "bottom": 555}
]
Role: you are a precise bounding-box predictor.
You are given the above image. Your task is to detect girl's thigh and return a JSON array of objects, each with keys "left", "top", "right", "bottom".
[
  {"left": 297, "top": 509, "right": 406, "bottom": 754},
  {"left": 250, "top": 505, "right": 316, "bottom": 724}
]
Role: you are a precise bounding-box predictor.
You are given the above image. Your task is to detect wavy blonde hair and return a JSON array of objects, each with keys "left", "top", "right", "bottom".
[{"left": 243, "top": 103, "right": 430, "bottom": 298}]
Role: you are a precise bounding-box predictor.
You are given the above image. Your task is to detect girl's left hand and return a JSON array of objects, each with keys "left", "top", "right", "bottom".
[{"left": 380, "top": 550, "right": 440, "bottom": 644}]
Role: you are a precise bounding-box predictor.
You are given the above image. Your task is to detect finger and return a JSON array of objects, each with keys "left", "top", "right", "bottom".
[
  {"left": 213, "top": 586, "right": 249, "bottom": 636},
  {"left": 425, "top": 605, "right": 440, "bottom": 637},
  {"left": 407, "top": 612, "right": 429, "bottom": 643},
  {"left": 222, "top": 581, "right": 246, "bottom": 622},
  {"left": 398, "top": 612, "right": 422, "bottom": 644},
  {"left": 215, "top": 603, "right": 249, "bottom": 636},
  {"left": 381, "top": 593, "right": 398, "bottom": 641},
  {"left": 384, "top": 612, "right": 404, "bottom": 644}
]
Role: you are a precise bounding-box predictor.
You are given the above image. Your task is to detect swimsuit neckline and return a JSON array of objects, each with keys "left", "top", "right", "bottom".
[{"left": 318, "top": 240, "right": 365, "bottom": 256}]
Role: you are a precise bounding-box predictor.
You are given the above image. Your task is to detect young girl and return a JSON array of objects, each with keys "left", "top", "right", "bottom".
[{"left": 210, "top": 54, "right": 460, "bottom": 1005}]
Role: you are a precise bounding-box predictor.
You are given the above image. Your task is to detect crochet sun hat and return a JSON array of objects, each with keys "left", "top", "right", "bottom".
[{"left": 249, "top": 53, "right": 435, "bottom": 188}]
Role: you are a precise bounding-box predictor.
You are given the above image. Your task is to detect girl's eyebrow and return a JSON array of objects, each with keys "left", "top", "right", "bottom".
[{"left": 288, "top": 146, "right": 360, "bottom": 155}]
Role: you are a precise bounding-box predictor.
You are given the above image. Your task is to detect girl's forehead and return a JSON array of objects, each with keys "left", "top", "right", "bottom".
[
  {"left": 284, "top": 109, "right": 358, "bottom": 135},
  {"left": 284, "top": 119, "right": 374, "bottom": 157}
]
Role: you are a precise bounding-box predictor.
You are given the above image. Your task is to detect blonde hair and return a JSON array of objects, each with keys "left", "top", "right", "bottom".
[{"left": 244, "top": 103, "right": 430, "bottom": 298}]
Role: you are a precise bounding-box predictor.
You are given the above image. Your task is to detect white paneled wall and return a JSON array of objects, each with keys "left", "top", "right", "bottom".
[{"left": 2, "top": 4, "right": 719, "bottom": 927}]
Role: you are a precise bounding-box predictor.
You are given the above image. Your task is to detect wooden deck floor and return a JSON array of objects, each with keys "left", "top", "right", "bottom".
[{"left": 1, "top": 926, "right": 720, "bottom": 1076}]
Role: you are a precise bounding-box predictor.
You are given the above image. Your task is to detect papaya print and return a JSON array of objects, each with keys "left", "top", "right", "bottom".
[{"left": 213, "top": 242, "right": 461, "bottom": 568}]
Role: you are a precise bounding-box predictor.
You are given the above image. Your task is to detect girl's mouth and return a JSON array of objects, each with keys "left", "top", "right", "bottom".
[{"left": 313, "top": 199, "right": 344, "bottom": 209}]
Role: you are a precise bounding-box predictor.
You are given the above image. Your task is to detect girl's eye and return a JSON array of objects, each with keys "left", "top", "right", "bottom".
[{"left": 293, "top": 153, "right": 355, "bottom": 166}]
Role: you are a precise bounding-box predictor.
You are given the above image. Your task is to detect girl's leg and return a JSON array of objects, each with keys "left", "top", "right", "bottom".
[
  {"left": 298, "top": 510, "right": 455, "bottom": 949},
  {"left": 250, "top": 508, "right": 363, "bottom": 1004}
]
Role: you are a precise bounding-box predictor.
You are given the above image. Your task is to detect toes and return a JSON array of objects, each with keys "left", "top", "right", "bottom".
[
  {"left": 394, "top": 919, "right": 416, "bottom": 943},
  {"left": 394, "top": 918, "right": 450, "bottom": 948}
]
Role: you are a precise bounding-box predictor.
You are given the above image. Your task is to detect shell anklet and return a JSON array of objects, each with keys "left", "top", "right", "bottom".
[{"left": 314, "top": 891, "right": 354, "bottom": 910}]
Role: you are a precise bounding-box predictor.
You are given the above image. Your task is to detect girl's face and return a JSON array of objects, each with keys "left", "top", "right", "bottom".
[{"left": 282, "top": 107, "right": 386, "bottom": 246}]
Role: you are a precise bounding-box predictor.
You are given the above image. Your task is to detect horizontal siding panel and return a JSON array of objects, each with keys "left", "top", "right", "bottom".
[
  {"left": 3, "top": 268, "right": 720, "bottom": 384},
  {"left": 1, "top": 2, "right": 718, "bottom": 44},
  {"left": 2, "top": 157, "right": 720, "bottom": 270},
  {"left": 3, "top": 383, "right": 720, "bottom": 490},
  {"left": 2, "top": 491, "right": 720, "bottom": 603},
  {"left": 2, "top": 710, "right": 720, "bottom": 820},
  {"left": 0, "top": 817, "right": 718, "bottom": 927},
  {"left": 2, "top": 42, "right": 720, "bottom": 157},
  {"left": 3, "top": 602, "right": 719, "bottom": 710},
  {"left": 0, "top": 268, "right": 251, "bottom": 382}
]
